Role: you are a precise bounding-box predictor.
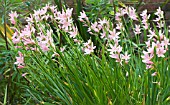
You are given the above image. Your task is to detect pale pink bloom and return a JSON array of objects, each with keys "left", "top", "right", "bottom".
[
  {"left": 116, "top": 22, "right": 124, "bottom": 30},
  {"left": 158, "top": 30, "right": 164, "bottom": 40},
  {"left": 83, "top": 39, "right": 96, "bottom": 55},
  {"left": 155, "top": 7, "right": 164, "bottom": 19},
  {"left": 50, "top": 5, "right": 57, "bottom": 13},
  {"left": 151, "top": 72, "right": 157, "bottom": 76},
  {"left": 39, "top": 42, "right": 49, "bottom": 52},
  {"left": 33, "top": 10, "right": 41, "bottom": 22},
  {"left": 100, "top": 31, "right": 106, "bottom": 39},
  {"left": 20, "top": 25, "right": 32, "bottom": 37},
  {"left": 114, "top": 40, "right": 120, "bottom": 46},
  {"left": 147, "top": 46, "right": 154, "bottom": 54},
  {"left": 107, "top": 44, "right": 118, "bottom": 54},
  {"left": 73, "top": 39, "right": 81, "bottom": 44},
  {"left": 97, "top": 24, "right": 103, "bottom": 30},
  {"left": 121, "top": 52, "right": 131, "bottom": 63},
  {"left": 155, "top": 41, "right": 162, "bottom": 49},
  {"left": 12, "top": 31, "right": 20, "bottom": 44},
  {"left": 47, "top": 29, "right": 54, "bottom": 44},
  {"left": 83, "top": 39, "right": 92, "bottom": 47},
  {"left": 61, "top": 19, "right": 72, "bottom": 31},
  {"left": 14, "top": 51, "right": 25, "bottom": 68},
  {"left": 22, "top": 73, "right": 28, "bottom": 77},
  {"left": 153, "top": 17, "right": 160, "bottom": 22},
  {"left": 141, "top": 51, "right": 154, "bottom": 64},
  {"left": 128, "top": 7, "right": 138, "bottom": 21},
  {"left": 148, "top": 29, "right": 157, "bottom": 39},
  {"left": 91, "top": 22, "right": 99, "bottom": 32},
  {"left": 110, "top": 53, "right": 122, "bottom": 64},
  {"left": 26, "top": 14, "right": 34, "bottom": 23},
  {"left": 119, "top": 8, "right": 127, "bottom": 16},
  {"left": 143, "top": 23, "right": 149, "bottom": 30},
  {"left": 157, "top": 21, "right": 165, "bottom": 28},
  {"left": 146, "top": 65, "right": 153, "bottom": 69},
  {"left": 34, "top": 9, "right": 41, "bottom": 16},
  {"left": 109, "top": 53, "right": 119, "bottom": 59},
  {"left": 41, "top": 14, "right": 51, "bottom": 20},
  {"left": 79, "top": 11, "right": 88, "bottom": 22},
  {"left": 23, "top": 38, "right": 35, "bottom": 45},
  {"left": 98, "top": 18, "right": 108, "bottom": 26},
  {"left": 52, "top": 52, "right": 60, "bottom": 57},
  {"left": 134, "top": 24, "right": 141, "bottom": 35},
  {"left": 156, "top": 47, "right": 166, "bottom": 57},
  {"left": 9, "top": 11, "right": 18, "bottom": 24},
  {"left": 116, "top": 45, "right": 122, "bottom": 53},
  {"left": 161, "top": 37, "right": 170, "bottom": 49},
  {"left": 40, "top": 8, "right": 47, "bottom": 16},
  {"left": 69, "top": 26, "right": 78, "bottom": 38},
  {"left": 115, "top": 12, "right": 121, "bottom": 20},
  {"left": 145, "top": 40, "right": 151, "bottom": 47},
  {"left": 140, "top": 10, "right": 150, "bottom": 29},
  {"left": 108, "top": 29, "right": 120, "bottom": 40},
  {"left": 84, "top": 47, "right": 96, "bottom": 55},
  {"left": 66, "top": 8, "right": 73, "bottom": 18},
  {"left": 140, "top": 10, "right": 147, "bottom": 17},
  {"left": 60, "top": 47, "right": 65, "bottom": 52}
]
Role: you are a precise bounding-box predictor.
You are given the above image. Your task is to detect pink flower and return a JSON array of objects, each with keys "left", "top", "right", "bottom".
[
  {"left": 23, "top": 38, "right": 35, "bottom": 45},
  {"left": 79, "top": 11, "right": 88, "bottom": 22},
  {"left": 90, "top": 22, "right": 99, "bottom": 33},
  {"left": 39, "top": 42, "right": 49, "bottom": 52},
  {"left": 121, "top": 52, "right": 131, "bottom": 63},
  {"left": 100, "top": 31, "right": 106, "bottom": 39},
  {"left": 66, "top": 8, "right": 73, "bottom": 18},
  {"left": 60, "top": 18, "right": 72, "bottom": 31},
  {"left": 156, "top": 47, "right": 166, "bottom": 57},
  {"left": 22, "top": 73, "right": 28, "bottom": 77},
  {"left": 69, "top": 26, "right": 78, "bottom": 38},
  {"left": 108, "top": 29, "right": 120, "bottom": 40},
  {"left": 145, "top": 40, "right": 151, "bottom": 47},
  {"left": 14, "top": 51, "right": 25, "bottom": 69},
  {"left": 83, "top": 39, "right": 96, "bottom": 55},
  {"left": 151, "top": 72, "right": 157, "bottom": 76},
  {"left": 26, "top": 14, "right": 34, "bottom": 23},
  {"left": 154, "top": 7, "right": 164, "bottom": 19},
  {"left": 9, "top": 11, "right": 18, "bottom": 24},
  {"left": 98, "top": 18, "right": 108, "bottom": 26},
  {"left": 116, "top": 22, "right": 123, "bottom": 30},
  {"left": 141, "top": 51, "right": 154, "bottom": 65},
  {"left": 107, "top": 44, "right": 118, "bottom": 54},
  {"left": 128, "top": 7, "right": 138, "bottom": 21},
  {"left": 115, "top": 12, "right": 121, "bottom": 21},
  {"left": 148, "top": 29, "right": 157, "bottom": 39},
  {"left": 146, "top": 65, "right": 153, "bottom": 69},
  {"left": 134, "top": 24, "right": 141, "bottom": 35},
  {"left": 147, "top": 46, "right": 154, "bottom": 54},
  {"left": 12, "top": 31, "right": 21, "bottom": 44},
  {"left": 161, "top": 37, "right": 170, "bottom": 49},
  {"left": 109, "top": 53, "right": 119, "bottom": 59},
  {"left": 140, "top": 10, "right": 150, "bottom": 29}
]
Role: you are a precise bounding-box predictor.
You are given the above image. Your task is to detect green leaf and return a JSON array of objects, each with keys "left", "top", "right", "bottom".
[{"left": 3, "top": 85, "right": 7, "bottom": 105}]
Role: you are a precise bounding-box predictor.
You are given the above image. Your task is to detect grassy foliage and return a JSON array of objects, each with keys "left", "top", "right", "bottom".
[{"left": 1, "top": 0, "right": 170, "bottom": 105}]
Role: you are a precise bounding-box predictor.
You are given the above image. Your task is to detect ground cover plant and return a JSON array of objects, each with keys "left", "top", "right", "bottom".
[{"left": 5, "top": 2, "right": 170, "bottom": 105}]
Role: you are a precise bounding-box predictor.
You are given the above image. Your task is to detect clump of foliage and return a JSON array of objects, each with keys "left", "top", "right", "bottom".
[{"left": 5, "top": 2, "right": 170, "bottom": 105}]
